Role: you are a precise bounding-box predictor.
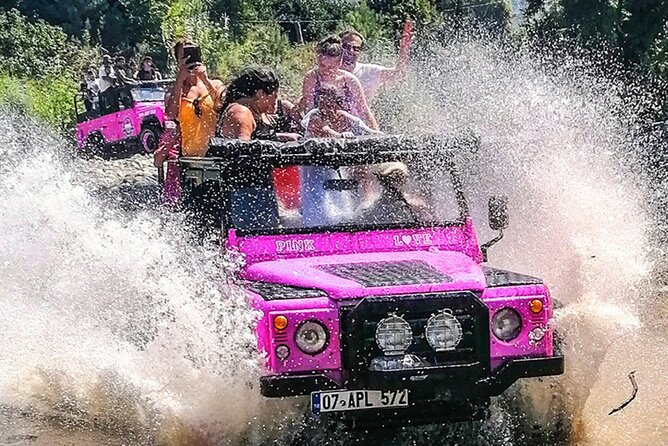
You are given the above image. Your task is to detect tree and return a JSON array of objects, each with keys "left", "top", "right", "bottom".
[
  {"left": 367, "top": 0, "right": 440, "bottom": 32},
  {"left": 524, "top": 0, "right": 668, "bottom": 71},
  {"left": 618, "top": 0, "right": 668, "bottom": 67},
  {"left": 345, "top": 2, "right": 392, "bottom": 44},
  {"left": 0, "top": 8, "right": 77, "bottom": 78}
]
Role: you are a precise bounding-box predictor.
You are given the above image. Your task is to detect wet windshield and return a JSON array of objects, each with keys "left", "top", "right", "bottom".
[
  {"left": 227, "top": 162, "right": 463, "bottom": 234},
  {"left": 130, "top": 87, "right": 165, "bottom": 102}
]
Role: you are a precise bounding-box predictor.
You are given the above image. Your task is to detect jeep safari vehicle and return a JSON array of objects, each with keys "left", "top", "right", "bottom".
[
  {"left": 74, "top": 81, "right": 171, "bottom": 154},
  {"left": 179, "top": 135, "right": 564, "bottom": 426}
]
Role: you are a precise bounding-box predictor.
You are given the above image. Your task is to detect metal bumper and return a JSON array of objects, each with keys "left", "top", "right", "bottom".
[{"left": 260, "top": 354, "right": 564, "bottom": 398}]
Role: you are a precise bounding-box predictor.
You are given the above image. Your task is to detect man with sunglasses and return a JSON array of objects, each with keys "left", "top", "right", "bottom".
[{"left": 339, "top": 23, "right": 413, "bottom": 102}]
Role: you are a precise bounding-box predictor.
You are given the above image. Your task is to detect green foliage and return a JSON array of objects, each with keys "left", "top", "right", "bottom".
[
  {"left": 344, "top": 2, "right": 392, "bottom": 45},
  {"left": 618, "top": 1, "right": 668, "bottom": 66},
  {"left": 525, "top": 0, "right": 668, "bottom": 64},
  {"left": 246, "top": 0, "right": 351, "bottom": 41},
  {"left": 0, "top": 9, "right": 78, "bottom": 78},
  {"left": 3, "top": 0, "right": 668, "bottom": 128},
  {"left": 0, "top": 74, "right": 78, "bottom": 129},
  {"left": 649, "top": 26, "right": 668, "bottom": 79},
  {"left": 367, "top": 0, "right": 440, "bottom": 31},
  {"left": 162, "top": 0, "right": 230, "bottom": 74},
  {"left": 213, "top": 25, "right": 314, "bottom": 95}
]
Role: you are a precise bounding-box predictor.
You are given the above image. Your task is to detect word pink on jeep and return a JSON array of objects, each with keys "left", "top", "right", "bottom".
[{"left": 179, "top": 136, "right": 564, "bottom": 426}]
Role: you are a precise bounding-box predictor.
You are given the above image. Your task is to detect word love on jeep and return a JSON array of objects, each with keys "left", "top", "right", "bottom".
[{"left": 179, "top": 135, "right": 564, "bottom": 426}]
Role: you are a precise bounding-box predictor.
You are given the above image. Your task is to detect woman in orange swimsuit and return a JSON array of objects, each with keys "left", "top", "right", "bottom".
[{"left": 164, "top": 41, "right": 225, "bottom": 157}]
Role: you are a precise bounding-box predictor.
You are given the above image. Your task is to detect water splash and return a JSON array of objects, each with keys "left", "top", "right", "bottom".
[
  {"left": 0, "top": 112, "right": 304, "bottom": 445},
  {"left": 374, "top": 30, "right": 667, "bottom": 444}
]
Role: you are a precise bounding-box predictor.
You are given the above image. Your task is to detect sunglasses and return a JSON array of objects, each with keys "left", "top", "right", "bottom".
[{"left": 342, "top": 43, "right": 363, "bottom": 53}]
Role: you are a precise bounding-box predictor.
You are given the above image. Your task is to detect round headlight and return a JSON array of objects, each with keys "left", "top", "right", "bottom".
[
  {"left": 492, "top": 308, "right": 523, "bottom": 341},
  {"left": 375, "top": 314, "right": 413, "bottom": 356},
  {"left": 295, "top": 321, "right": 328, "bottom": 355},
  {"left": 425, "top": 310, "right": 463, "bottom": 351}
]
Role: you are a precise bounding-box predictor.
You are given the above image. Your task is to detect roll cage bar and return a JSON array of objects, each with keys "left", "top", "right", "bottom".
[
  {"left": 186, "top": 134, "right": 478, "bottom": 166},
  {"left": 179, "top": 135, "right": 479, "bottom": 236}
]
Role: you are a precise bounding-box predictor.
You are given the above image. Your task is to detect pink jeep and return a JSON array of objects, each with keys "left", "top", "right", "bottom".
[
  {"left": 180, "top": 136, "right": 564, "bottom": 426},
  {"left": 74, "top": 81, "right": 170, "bottom": 154}
]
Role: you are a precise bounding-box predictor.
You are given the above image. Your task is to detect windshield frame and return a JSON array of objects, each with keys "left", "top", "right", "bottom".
[
  {"left": 130, "top": 86, "right": 166, "bottom": 103},
  {"left": 217, "top": 158, "right": 469, "bottom": 238}
]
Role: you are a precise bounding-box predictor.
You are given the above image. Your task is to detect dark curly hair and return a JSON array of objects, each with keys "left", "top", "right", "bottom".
[{"left": 222, "top": 67, "right": 280, "bottom": 110}]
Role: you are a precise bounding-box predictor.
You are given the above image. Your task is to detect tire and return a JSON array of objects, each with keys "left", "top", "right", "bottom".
[
  {"left": 139, "top": 125, "right": 160, "bottom": 154},
  {"left": 82, "top": 132, "right": 105, "bottom": 157}
]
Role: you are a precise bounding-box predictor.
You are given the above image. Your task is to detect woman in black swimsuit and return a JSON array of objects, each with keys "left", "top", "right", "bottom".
[{"left": 217, "top": 67, "right": 302, "bottom": 141}]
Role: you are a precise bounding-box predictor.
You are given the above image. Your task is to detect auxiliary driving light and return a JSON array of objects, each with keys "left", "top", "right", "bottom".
[
  {"left": 375, "top": 314, "right": 413, "bottom": 356},
  {"left": 492, "top": 308, "right": 523, "bottom": 341},
  {"left": 275, "top": 344, "right": 290, "bottom": 360},
  {"left": 529, "top": 299, "right": 544, "bottom": 314},
  {"left": 529, "top": 327, "right": 546, "bottom": 343},
  {"left": 425, "top": 309, "right": 463, "bottom": 351},
  {"left": 273, "top": 315, "right": 288, "bottom": 330},
  {"left": 295, "top": 321, "right": 328, "bottom": 355}
]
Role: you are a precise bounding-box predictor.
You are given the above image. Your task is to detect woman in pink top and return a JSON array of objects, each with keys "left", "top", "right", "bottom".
[{"left": 301, "top": 35, "right": 378, "bottom": 131}]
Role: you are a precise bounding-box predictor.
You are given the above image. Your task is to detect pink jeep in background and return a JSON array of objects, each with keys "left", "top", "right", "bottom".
[
  {"left": 179, "top": 136, "right": 564, "bottom": 427},
  {"left": 74, "top": 81, "right": 171, "bottom": 154}
]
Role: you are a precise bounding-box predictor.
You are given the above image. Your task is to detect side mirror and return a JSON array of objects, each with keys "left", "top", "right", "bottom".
[{"left": 488, "top": 196, "right": 509, "bottom": 231}]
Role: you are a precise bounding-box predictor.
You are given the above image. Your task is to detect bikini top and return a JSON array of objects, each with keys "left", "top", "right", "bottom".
[
  {"left": 313, "top": 72, "right": 354, "bottom": 110},
  {"left": 179, "top": 94, "right": 217, "bottom": 157}
]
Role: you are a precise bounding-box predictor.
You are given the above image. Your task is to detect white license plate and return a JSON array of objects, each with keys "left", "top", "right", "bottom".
[{"left": 311, "top": 389, "right": 409, "bottom": 414}]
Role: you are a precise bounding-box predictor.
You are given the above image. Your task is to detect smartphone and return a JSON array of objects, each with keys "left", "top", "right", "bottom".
[{"left": 183, "top": 45, "right": 202, "bottom": 66}]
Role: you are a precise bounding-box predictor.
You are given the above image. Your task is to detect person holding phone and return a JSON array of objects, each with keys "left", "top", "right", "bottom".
[
  {"left": 339, "top": 21, "right": 414, "bottom": 101},
  {"left": 165, "top": 41, "right": 225, "bottom": 157}
]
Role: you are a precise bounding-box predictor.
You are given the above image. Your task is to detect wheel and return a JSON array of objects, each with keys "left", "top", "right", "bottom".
[
  {"left": 82, "top": 132, "right": 105, "bottom": 156},
  {"left": 139, "top": 125, "right": 160, "bottom": 154}
]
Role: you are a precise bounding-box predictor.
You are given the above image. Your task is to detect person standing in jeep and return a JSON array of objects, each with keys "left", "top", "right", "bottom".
[
  {"left": 98, "top": 54, "right": 117, "bottom": 113},
  {"left": 339, "top": 22, "right": 413, "bottom": 102},
  {"left": 134, "top": 56, "right": 162, "bottom": 81},
  {"left": 114, "top": 56, "right": 135, "bottom": 86}
]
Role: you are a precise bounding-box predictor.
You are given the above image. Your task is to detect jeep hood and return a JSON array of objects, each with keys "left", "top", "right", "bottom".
[{"left": 242, "top": 250, "right": 485, "bottom": 300}]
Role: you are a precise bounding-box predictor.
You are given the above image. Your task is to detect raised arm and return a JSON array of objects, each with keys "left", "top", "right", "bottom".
[
  {"left": 380, "top": 21, "right": 413, "bottom": 84},
  {"left": 191, "top": 65, "right": 226, "bottom": 111},
  {"left": 300, "top": 70, "right": 318, "bottom": 114},
  {"left": 165, "top": 46, "right": 189, "bottom": 119},
  {"left": 345, "top": 73, "right": 378, "bottom": 130}
]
